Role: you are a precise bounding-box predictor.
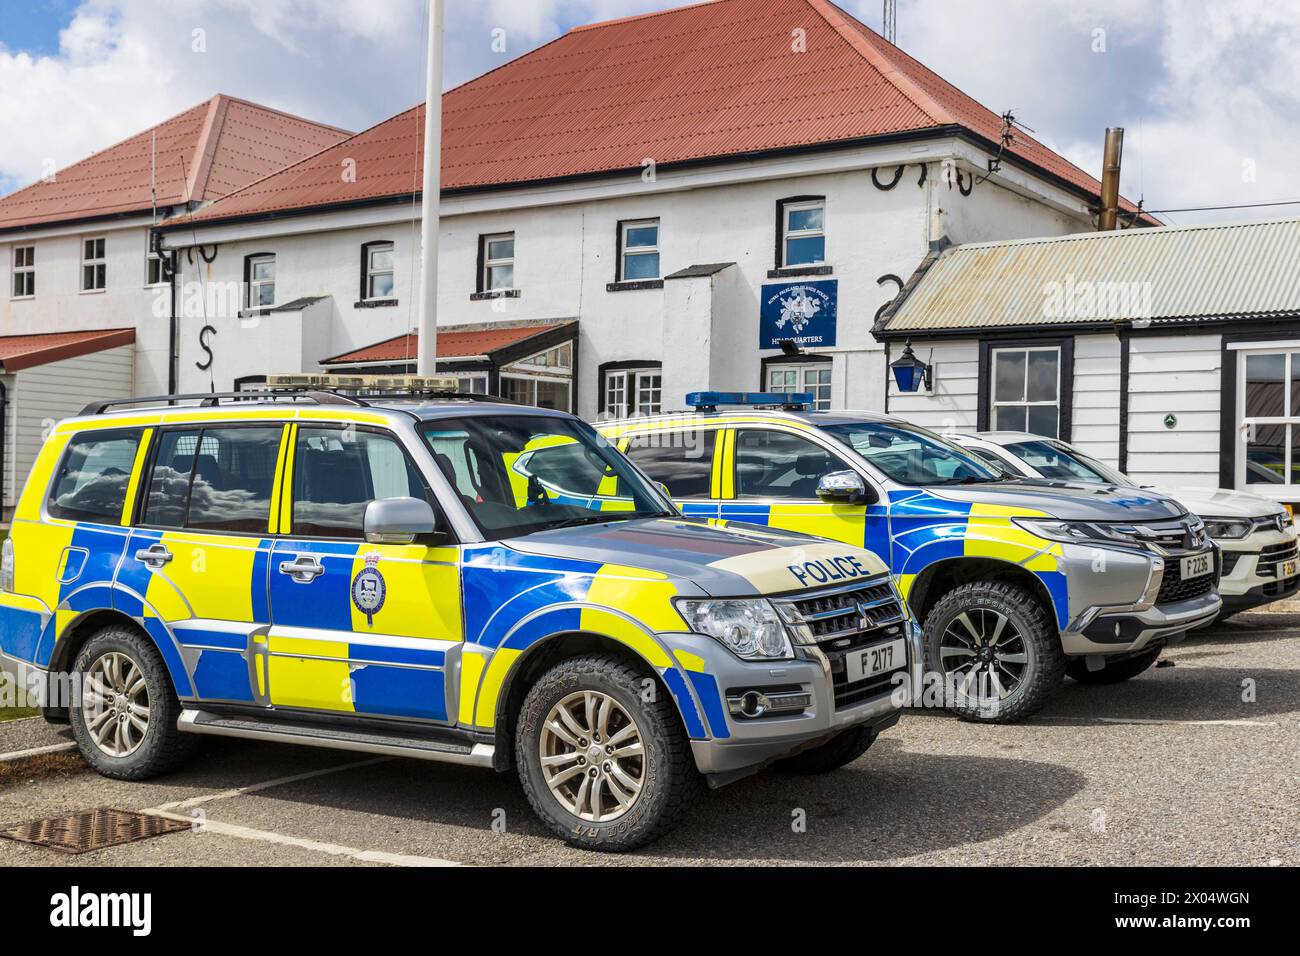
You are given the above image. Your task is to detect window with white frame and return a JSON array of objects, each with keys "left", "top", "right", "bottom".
[
  {"left": 146, "top": 248, "right": 167, "bottom": 286},
  {"left": 1238, "top": 348, "right": 1300, "bottom": 488},
  {"left": 767, "top": 363, "right": 832, "bottom": 410},
  {"left": 481, "top": 233, "right": 514, "bottom": 291},
  {"left": 247, "top": 254, "right": 276, "bottom": 308},
  {"left": 12, "top": 246, "right": 34, "bottom": 298},
  {"left": 501, "top": 375, "right": 570, "bottom": 411},
  {"left": 619, "top": 219, "right": 660, "bottom": 281},
  {"left": 454, "top": 373, "right": 488, "bottom": 395},
  {"left": 992, "top": 347, "right": 1060, "bottom": 437},
  {"left": 364, "top": 242, "right": 394, "bottom": 299},
  {"left": 604, "top": 367, "right": 661, "bottom": 417},
  {"left": 81, "top": 237, "right": 106, "bottom": 291},
  {"left": 781, "top": 199, "right": 825, "bottom": 267}
]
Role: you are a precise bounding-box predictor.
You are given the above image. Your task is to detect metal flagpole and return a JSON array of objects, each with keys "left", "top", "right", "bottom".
[{"left": 416, "top": 0, "right": 444, "bottom": 375}]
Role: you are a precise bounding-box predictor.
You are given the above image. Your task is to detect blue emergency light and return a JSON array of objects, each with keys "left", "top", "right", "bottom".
[{"left": 686, "top": 391, "right": 815, "bottom": 412}]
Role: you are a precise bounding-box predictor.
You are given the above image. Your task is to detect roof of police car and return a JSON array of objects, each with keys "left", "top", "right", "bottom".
[
  {"left": 606, "top": 407, "right": 904, "bottom": 428},
  {"left": 74, "top": 395, "right": 573, "bottom": 426}
]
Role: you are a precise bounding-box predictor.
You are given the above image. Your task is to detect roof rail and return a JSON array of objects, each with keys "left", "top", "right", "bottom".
[{"left": 78, "top": 389, "right": 366, "bottom": 417}]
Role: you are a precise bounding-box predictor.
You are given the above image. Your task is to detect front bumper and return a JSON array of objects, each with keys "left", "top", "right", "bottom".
[
  {"left": 1058, "top": 541, "right": 1221, "bottom": 656},
  {"left": 665, "top": 620, "right": 918, "bottom": 785},
  {"left": 1217, "top": 528, "right": 1299, "bottom": 607}
]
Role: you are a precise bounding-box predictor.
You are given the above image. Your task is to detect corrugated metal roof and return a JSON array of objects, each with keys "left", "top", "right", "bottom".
[
  {"left": 0, "top": 96, "right": 350, "bottom": 232},
  {"left": 0, "top": 329, "right": 135, "bottom": 372},
  {"left": 878, "top": 218, "right": 1300, "bottom": 334},
  {"left": 321, "top": 322, "right": 570, "bottom": 366},
  {"left": 176, "top": 0, "right": 1144, "bottom": 227}
]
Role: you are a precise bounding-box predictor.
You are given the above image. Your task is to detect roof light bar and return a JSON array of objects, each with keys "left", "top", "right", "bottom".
[
  {"left": 686, "top": 391, "right": 815, "bottom": 412},
  {"left": 266, "top": 373, "right": 462, "bottom": 392}
]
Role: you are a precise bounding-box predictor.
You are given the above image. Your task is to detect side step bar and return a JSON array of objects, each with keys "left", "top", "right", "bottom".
[{"left": 178, "top": 709, "right": 495, "bottom": 768}]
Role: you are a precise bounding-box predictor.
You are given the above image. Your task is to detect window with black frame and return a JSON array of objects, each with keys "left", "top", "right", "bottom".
[
  {"left": 142, "top": 427, "right": 282, "bottom": 532},
  {"left": 47, "top": 431, "right": 141, "bottom": 523}
]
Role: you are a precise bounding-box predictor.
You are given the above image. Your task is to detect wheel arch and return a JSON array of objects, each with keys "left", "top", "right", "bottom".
[
  {"left": 907, "top": 556, "right": 1059, "bottom": 627},
  {"left": 488, "top": 629, "right": 699, "bottom": 772},
  {"left": 42, "top": 608, "right": 153, "bottom": 721}
]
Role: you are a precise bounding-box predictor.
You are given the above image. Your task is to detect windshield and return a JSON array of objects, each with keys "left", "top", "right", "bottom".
[
  {"left": 821, "top": 421, "right": 1000, "bottom": 486},
  {"left": 1004, "top": 440, "right": 1132, "bottom": 486},
  {"left": 420, "top": 414, "right": 672, "bottom": 540}
]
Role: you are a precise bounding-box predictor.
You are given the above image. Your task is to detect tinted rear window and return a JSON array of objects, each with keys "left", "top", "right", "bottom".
[{"left": 47, "top": 430, "right": 141, "bottom": 523}]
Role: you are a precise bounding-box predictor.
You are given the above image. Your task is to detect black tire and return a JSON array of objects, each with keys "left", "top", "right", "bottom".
[
  {"left": 771, "top": 725, "right": 876, "bottom": 774},
  {"left": 515, "top": 653, "right": 701, "bottom": 852},
  {"left": 69, "top": 626, "right": 194, "bottom": 780},
  {"left": 923, "top": 581, "right": 1065, "bottom": 724},
  {"left": 1066, "top": 646, "right": 1162, "bottom": 684}
]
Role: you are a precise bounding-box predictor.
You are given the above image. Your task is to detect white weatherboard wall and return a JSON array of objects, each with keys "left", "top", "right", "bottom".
[
  {"left": 886, "top": 339, "right": 980, "bottom": 435},
  {"left": 4, "top": 344, "right": 135, "bottom": 510},
  {"left": 1126, "top": 334, "right": 1222, "bottom": 487},
  {"left": 1071, "top": 334, "right": 1121, "bottom": 466}
]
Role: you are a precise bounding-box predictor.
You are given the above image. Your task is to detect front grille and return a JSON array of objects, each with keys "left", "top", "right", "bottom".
[
  {"left": 1256, "top": 540, "right": 1299, "bottom": 578},
  {"left": 1156, "top": 559, "right": 1215, "bottom": 604},
  {"left": 773, "top": 577, "right": 908, "bottom": 710}
]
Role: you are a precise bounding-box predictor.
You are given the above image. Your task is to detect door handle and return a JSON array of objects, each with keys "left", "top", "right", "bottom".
[
  {"left": 134, "top": 543, "right": 173, "bottom": 568},
  {"left": 279, "top": 555, "right": 325, "bottom": 583}
]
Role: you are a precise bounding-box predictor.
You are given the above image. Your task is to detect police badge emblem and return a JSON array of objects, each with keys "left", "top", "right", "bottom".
[{"left": 351, "top": 551, "right": 386, "bottom": 626}]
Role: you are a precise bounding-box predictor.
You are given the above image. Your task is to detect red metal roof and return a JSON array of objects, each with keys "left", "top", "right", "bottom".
[
  {"left": 322, "top": 323, "right": 570, "bottom": 366},
  {"left": 0, "top": 95, "right": 351, "bottom": 231},
  {"left": 179, "top": 0, "right": 1147, "bottom": 227},
  {"left": 0, "top": 329, "right": 136, "bottom": 373}
]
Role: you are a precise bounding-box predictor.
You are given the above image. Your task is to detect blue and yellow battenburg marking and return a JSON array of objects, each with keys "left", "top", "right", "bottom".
[
  {"left": 602, "top": 416, "right": 1073, "bottom": 628},
  {"left": 2, "top": 406, "right": 793, "bottom": 745}
]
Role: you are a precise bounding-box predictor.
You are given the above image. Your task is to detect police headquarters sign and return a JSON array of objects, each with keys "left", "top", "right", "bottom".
[{"left": 760, "top": 279, "right": 837, "bottom": 349}]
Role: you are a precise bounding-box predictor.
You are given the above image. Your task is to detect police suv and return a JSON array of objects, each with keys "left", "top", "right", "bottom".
[
  {"left": 0, "top": 379, "right": 913, "bottom": 851},
  {"left": 600, "top": 392, "right": 1223, "bottom": 723}
]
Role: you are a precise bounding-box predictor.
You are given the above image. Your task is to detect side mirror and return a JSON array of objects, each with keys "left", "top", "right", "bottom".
[
  {"left": 817, "top": 470, "right": 872, "bottom": 505},
  {"left": 364, "top": 497, "right": 445, "bottom": 545}
]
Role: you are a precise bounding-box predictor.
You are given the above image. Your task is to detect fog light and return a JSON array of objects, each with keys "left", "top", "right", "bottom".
[{"left": 726, "top": 687, "right": 811, "bottom": 719}]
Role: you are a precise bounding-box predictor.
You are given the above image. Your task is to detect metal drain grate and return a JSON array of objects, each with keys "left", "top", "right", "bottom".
[{"left": 0, "top": 808, "right": 189, "bottom": 854}]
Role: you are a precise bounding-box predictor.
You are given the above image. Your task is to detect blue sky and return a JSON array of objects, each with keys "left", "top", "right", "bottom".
[{"left": 2, "top": 0, "right": 1299, "bottom": 224}]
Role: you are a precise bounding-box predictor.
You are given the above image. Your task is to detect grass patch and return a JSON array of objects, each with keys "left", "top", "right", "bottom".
[{"left": 0, "top": 675, "right": 39, "bottom": 722}]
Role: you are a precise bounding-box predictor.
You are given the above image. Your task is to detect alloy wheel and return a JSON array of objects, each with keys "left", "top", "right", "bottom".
[
  {"left": 539, "top": 690, "right": 645, "bottom": 823},
  {"left": 939, "top": 608, "right": 1030, "bottom": 701},
  {"left": 81, "top": 651, "right": 150, "bottom": 758}
]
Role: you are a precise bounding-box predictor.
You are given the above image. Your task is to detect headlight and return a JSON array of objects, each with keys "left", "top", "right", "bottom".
[
  {"left": 1012, "top": 517, "right": 1139, "bottom": 547},
  {"left": 1202, "top": 516, "right": 1252, "bottom": 539},
  {"left": 675, "top": 598, "right": 793, "bottom": 661}
]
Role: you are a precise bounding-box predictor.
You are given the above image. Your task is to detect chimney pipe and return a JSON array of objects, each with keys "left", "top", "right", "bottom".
[{"left": 1098, "top": 127, "right": 1124, "bottom": 231}]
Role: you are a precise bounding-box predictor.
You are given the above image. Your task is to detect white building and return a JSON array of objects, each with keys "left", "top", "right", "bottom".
[
  {"left": 157, "top": 0, "right": 1149, "bottom": 418},
  {"left": 0, "top": 94, "right": 350, "bottom": 398},
  {"left": 874, "top": 218, "right": 1300, "bottom": 507}
]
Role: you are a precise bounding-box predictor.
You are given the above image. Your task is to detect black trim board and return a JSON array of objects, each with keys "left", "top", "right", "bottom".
[
  {"left": 1118, "top": 329, "right": 1130, "bottom": 474},
  {"left": 976, "top": 337, "right": 1075, "bottom": 442}
]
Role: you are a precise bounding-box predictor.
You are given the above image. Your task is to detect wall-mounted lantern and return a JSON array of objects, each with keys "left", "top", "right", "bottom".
[{"left": 889, "top": 340, "right": 933, "bottom": 393}]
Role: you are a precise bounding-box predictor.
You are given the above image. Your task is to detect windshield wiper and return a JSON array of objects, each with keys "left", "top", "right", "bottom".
[
  {"left": 929, "top": 474, "right": 999, "bottom": 486},
  {"left": 544, "top": 511, "right": 669, "bottom": 531}
]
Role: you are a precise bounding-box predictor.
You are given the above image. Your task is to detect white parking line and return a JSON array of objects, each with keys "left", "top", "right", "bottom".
[
  {"left": 144, "top": 809, "right": 460, "bottom": 867},
  {"left": 1056, "top": 717, "right": 1279, "bottom": 728},
  {"left": 0, "top": 742, "right": 77, "bottom": 763},
  {"left": 142, "top": 755, "right": 463, "bottom": 867},
  {"left": 150, "top": 757, "right": 393, "bottom": 811}
]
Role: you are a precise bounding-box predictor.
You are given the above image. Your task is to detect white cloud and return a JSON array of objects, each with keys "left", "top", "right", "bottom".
[{"left": 2, "top": 0, "right": 1298, "bottom": 224}]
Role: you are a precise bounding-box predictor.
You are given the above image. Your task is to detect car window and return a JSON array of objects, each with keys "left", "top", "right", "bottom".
[
  {"left": 142, "top": 427, "right": 281, "bottom": 532},
  {"left": 821, "top": 421, "right": 998, "bottom": 486},
  {"left": 292, "top": 427, "right": 429, "bottom": 539},
  {"left": 969, "top": 447, "right": 1028, "bottom": 477},
  {"left": 420, "top": 414, "right": 668, "bottom": 541},
  {"left": 1004, "top": 440, "right": 1126, "bottom": 484},
  {"left": 626, "top": 430, "right": 716, "bottom": 499},
  {"left": 47, "top": 430, "right": 141, "bottom": 523},
  {"left": 734, "top": 429, "right": 842, "bottom": 499}
]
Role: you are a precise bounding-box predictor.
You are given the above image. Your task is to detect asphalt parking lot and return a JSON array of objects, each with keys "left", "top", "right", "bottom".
[{"left": 1, "top": 611, "right": 1296, "bottom": 867}]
